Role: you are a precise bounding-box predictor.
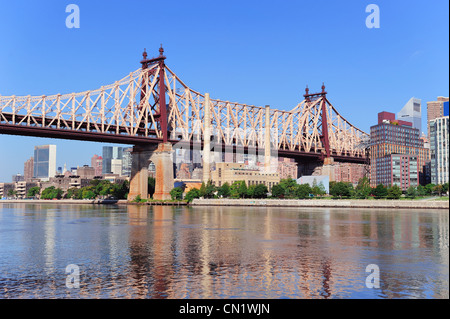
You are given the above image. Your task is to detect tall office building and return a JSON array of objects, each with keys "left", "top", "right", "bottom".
[
  {"left": 427, "top": 96, "right": 449, "bottom": 139},
  {"left": 33, "top": 145, "right": 57, "bottom": 181},
  {"left": 397, "top": 97, "right": 422, "bottom": 134},
  {"left": 430, "top": 115, "right": 449, "bottom": 185},
  {"left": 24, "top": 157, "right": 34, "bottom": 181},
  {"left": 102, "top": 146, "right": 123, "bottom": 175},
  {"left": 122, "top": 147, "right": 133, "bottom": 177},
  {"left": 91, "top": 154, "right": 103, "bottom": 176},
  {"left": 111, "top": 159, "right": 123, "bottom": 176},
  {"left": 370, "top": 112, "right": 429, "bottom": 186}
]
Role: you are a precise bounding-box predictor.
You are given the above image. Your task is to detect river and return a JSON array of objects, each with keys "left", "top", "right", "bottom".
[{"left": 0, "top": 203, "right": 448, "bottom": 299}]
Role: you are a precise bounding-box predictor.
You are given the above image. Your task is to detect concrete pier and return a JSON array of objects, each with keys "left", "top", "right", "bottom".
[{"left": 127, "top": 143, "right": 174, "bottom": 201}]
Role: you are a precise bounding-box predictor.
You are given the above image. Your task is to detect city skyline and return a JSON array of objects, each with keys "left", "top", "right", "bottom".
[{"left": 0, "top": 0, "right": 449, "bottom": 182}]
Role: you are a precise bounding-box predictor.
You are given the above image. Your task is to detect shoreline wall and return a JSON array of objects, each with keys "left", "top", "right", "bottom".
[
  {"left": 1, "top": 199, "right": 448, "bottom": 210},
  {"left": 191, "top": 199, "right": 449, "bottom": 210}
]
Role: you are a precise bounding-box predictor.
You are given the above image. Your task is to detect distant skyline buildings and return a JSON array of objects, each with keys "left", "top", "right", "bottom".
[
  {"left": 102, "top": 146, "right": 123, "bottom": 175},
  {"left": 430, "top": 115, "right": 449, "bottom": 185},
  {"left": 370, "top": 111, "right": 429, "bottom": 187},
  {"left": 397, "top": 97, "right": 422, "bottom": 134},
  {"left": 122, "top": 147, "right": 133, "bottom": 177},
  {"left": 91, "top": 154, "right": 103, "bottom": 176},
  {"left": 33, "top": 145, "right": 57, "bottom": 181},
  {"left": 24, "top": 157, "right": 33, "bottom": 181},
  {"left": 375, "top": 154, "right": 419, "bottom": 190},
  {"left": 427, "top": 96, "right": 449, "bottom": 139}
]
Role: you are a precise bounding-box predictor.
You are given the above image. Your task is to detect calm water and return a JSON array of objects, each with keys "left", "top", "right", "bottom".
[{"left": 0, "top": 203, "right": 448, "bottom": 299}]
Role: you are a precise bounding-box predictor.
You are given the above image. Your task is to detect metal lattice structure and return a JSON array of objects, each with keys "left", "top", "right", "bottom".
[{"left": 0, "top": 47, "right": 368, "bottom": 161}]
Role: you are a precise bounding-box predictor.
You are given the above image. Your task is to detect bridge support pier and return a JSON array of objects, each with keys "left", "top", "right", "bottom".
[
  {"left": 128, "top": 143, "right": 174, "bottom": 201},
  {"left": 323, "top": 157, "right": 334, "bottom": 165},
  {"left": 152, "top": 143, "right": 175, "bottom": 200}
]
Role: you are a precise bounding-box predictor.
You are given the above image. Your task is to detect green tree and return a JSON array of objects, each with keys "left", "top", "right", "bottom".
[
  {"left": 133, "top": 194, "right": 142, "bottom": 203},
  {"left": 425, "top": 183, "right": 436, "bottom": 196},
  {"left": 406, "top": 186, "right": 418, "bottom": 199},
  {"left": 311, "top": 182, "right": 327, "bottom": 197},
  {"left": 27, "top": 186, "right": 40, "bottom": 198},
  {"left": 66, "top": 187, "right": 77, "bottom": 199},
  {"left": 111, "top": 180, "right": 129, "bottom": 199},
  {"left": 82, "top": 189, "right": 96, "bottom": 199},
  {"left": 7, "top": 188, "right": 17, "bottom": 198},
  {"left": 199, "top": 180, "right": 216, "bottom": 199},
  {"left": 279, "top": 178, "right": 298, "bottom": 198},
  {"left": 434, "top": 184, "right": 443, "bottom": 197},
  {"left": 170, "top": 187, "right": 184, "bottom": 200},
  {"left": 254, "top": 184, "right": 268, "bottom": 199},
  {"left": 387, "top": 185, "right": 402, "bottom": 199},
  {"left": 230, "top": 181, "right": 247, "bottom": 199},
  {"left": 271, "top": 184, "right": 285, "bottom": 198},
  {"left": 205, "top": 180, "right": 217, "bottom": 199},
  {"left": 442, "top": 183, "right": 449, "bottom": 194},
  {"left": 247, "top": 185, "right": 257, "bottom": 198},
  {"left": 355, "top": 177, "right": 372, "bottom": 199},
  {"left": 296, "top": 184, "right": 312, "bottom": 199},
  {"left": 373, "top": 184, "right": 388, "bottom": 199},
  {"left": 217, "top": 182, "right": 231, "bottom": 198},
  {"left": 317, "top": 182, "right": 327, "bottom": 197},
  {"left": 330, "top": 182, "right": 352, "bottom": 199},
  {"left": 185, "top": 188, "right": 201, "bottom": 203},
  {"left": 41, "top": 186, "right": 63, "bottom": 200},
  {"left": 416, "top": 184, "right": 426, "bottom": 197},
  {"left": 92, "top": 180, "right": 113, "bottom": 198},
  {"left": 246, "top": 184, "right": 268, "bottom": 199},
  {"left": 199, "top": 182, "right": 206, "bottom": 198}
]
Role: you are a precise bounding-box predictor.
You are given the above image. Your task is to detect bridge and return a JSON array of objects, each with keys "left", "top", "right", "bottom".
[{"left": 0, "top": 46, "right": 368, "bottom": 200}]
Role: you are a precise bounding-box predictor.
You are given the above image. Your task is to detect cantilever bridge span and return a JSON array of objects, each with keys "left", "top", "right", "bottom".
[{"left": 0, "top": 47, "right": 368, "bottom": 199}]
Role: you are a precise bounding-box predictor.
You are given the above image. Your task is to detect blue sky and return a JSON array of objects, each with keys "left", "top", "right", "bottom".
[{"left": 0, "top": 0, "right": 448, "bottom": 182}]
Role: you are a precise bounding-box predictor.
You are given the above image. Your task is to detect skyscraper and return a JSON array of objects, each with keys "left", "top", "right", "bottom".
[
  {"left": 370, "top": 112, "right": 429, "bottom": 186},
  {"left": 427, "top": 96, "right": 449, "bottom": 138},
  {"left": 111, "top": 159, "right": 123, "bottom": 176},
  {"left": 24, "top": 157, "right": 34, "bottom": 181},
  {"left": 33, "top": 145, "right": 57, "bottom": 181},
  {"left": 430, "top": 115, "right": 449, "bottom": 185},
  {"left": 91, "top": 154, "right": 103, "bottom": 176},
  {"left": 122, "top": 147, "right": 133, "bottom": 177},
  {"left": 397, "top": 97, "right": 422, "bottom": 134},
  {"left": 102, "top": 146, "right": 123, "bottom": 175}
]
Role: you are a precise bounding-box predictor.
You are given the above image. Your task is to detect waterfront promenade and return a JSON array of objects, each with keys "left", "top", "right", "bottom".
[
  {"left": 1, "top": 198, "right": 448, "bottom": 209},
  {"left": 192, "top": 198, "right": 449, "bottom": 210}
]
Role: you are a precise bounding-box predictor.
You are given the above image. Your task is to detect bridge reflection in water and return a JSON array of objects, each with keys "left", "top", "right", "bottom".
[{"left": 0, "top": 204, "right": 448, "bottom": 299}]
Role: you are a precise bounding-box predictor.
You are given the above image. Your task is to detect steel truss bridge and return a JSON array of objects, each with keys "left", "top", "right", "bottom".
[{"left": 0, "top": 47, "right": 368, "bottom": 164}]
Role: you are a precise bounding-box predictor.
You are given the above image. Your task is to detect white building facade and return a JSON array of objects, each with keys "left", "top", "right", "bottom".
[{"left": 430, "top": 116, "right": 449, "bottom": 185}]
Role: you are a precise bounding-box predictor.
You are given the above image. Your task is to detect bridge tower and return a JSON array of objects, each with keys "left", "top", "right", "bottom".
[
  {"left": 128, "top": 47, "right": 174, "bottom": 201},
  {"left": 304, "top": 84, "right": 334, "bottom": 165}
]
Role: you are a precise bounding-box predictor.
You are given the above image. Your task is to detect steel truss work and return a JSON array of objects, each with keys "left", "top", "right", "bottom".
[{"left": 0, "top": 48, "right": 368, "bottom": 160}]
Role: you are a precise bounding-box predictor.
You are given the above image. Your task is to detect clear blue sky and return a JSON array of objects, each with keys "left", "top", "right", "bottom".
[{"left": 0, "top": 0, "right": 448, "bottom": 182}]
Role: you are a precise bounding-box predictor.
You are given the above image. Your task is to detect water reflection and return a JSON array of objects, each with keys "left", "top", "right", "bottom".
[{"left": 0, "top": 203, "right": 448, "bottom": 299}]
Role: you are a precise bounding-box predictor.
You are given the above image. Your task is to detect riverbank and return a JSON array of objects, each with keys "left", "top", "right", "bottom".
[
  {"left": 0, "top": 199, "right": 186, "bottom": 206},
  {"left": 191, "top": 198, "right": 449, "bottom": 209},
  {"left": 0, "top": 199, "right": 128, "bottom": 205},
  {"left": 1, "top": 198, "right": 447, "bottom": 209}
]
